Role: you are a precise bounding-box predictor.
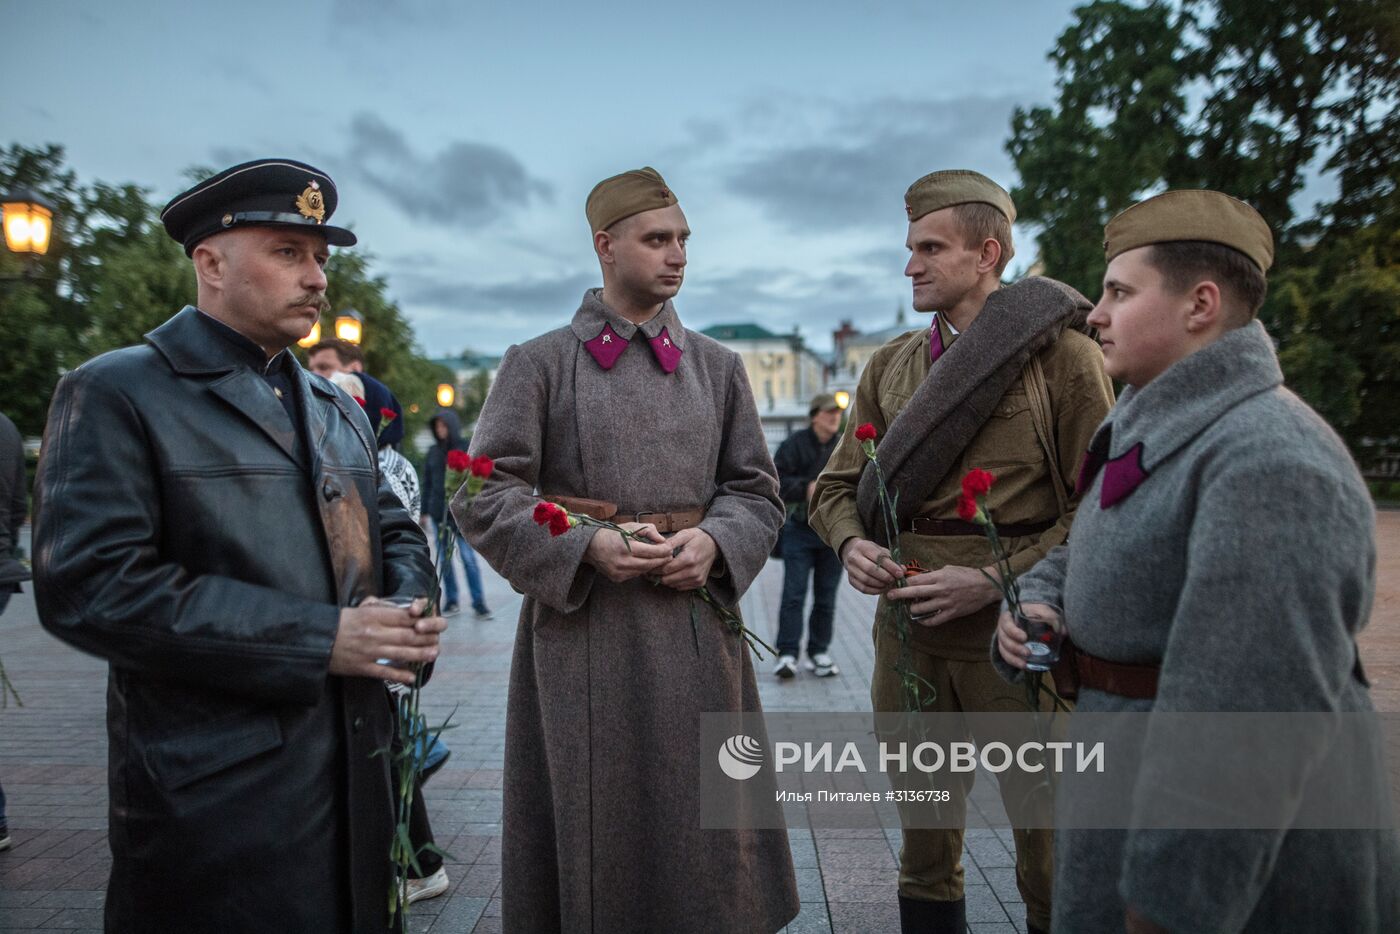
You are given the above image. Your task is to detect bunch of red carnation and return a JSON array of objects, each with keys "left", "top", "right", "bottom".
[
  {"left": 532, "top": 501, "right": 575, "bottom": 537},
  {"left": 446, "top": 450, "right": 494, "bottom": 479}
]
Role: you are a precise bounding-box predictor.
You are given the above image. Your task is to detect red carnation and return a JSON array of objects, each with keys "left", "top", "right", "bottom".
[
  {"left": 446, "top": 449, "right": 472, "bottom": 473},
  {"left": 353, "top": 396, "right": 367, "bottom": 406},
  {"left": 854, "top": 423, "right": 877, "bottom": 442},
  {"left": 961, "top": 468, "right": 995, "bottom": 498},
  {"left": 469, "top": 455, "right": 494, "bottom": 479},
  {"left": 547, "top": 509, "right": 572, "bottom": 537},
  {"left": 533, "top": 502, "right": 556, "bottom": 525},
  {"left": 956, "top": 493, "right": 979, "bottom": 523},
  {"left": 379, "top": 407, "right": 397, "bottom": 422}
]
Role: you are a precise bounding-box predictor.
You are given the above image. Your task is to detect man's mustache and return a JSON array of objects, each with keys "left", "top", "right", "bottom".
[{"left": 291, "top": 295, "right": 331, "bottom": 314}]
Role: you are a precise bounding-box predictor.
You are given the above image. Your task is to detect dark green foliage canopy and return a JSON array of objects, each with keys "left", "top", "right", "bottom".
[{"left": 1008, "top": 0, "right": 1399, "bottom": 449}]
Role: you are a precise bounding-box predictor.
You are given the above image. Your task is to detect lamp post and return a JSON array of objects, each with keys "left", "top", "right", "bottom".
[
  {"left": 436, "top": 383, "right": 456, "bottom": 407},
  {"left": 2, "top": 191, "right": 54, "bottom": 257},
  {"left": 2, "top": 190, "right": 56, "bottom": 282},
  {"left": 334, "top": 309, "right": 363, "bottom": 345}
]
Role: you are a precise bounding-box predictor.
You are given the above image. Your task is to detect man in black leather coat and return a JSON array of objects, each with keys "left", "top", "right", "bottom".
[{"left": 32, "top": 159, "right": 442, "bottom": 933}]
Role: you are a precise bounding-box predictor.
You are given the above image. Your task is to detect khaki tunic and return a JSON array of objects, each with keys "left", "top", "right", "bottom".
[
  {"left": 810, "top": 315, "right": 1114, "bottom": 659},
  {"left": 456, "top": 290, "right": 798, "bottom": 934}
]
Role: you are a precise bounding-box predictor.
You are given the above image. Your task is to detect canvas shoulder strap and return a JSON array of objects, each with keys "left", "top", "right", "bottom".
[{"left": 1022, "top": 351, "right": 1069, "bottom": 518}]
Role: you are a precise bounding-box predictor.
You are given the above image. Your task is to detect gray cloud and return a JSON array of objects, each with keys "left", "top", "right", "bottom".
[
  {"left": 348, "top": 112, "right": 553, "bottom": 228},
  {"left": 394, "top": 263, "right": 910, "bottom": 357},
  {"left": 681, "top": 265, "right": 909, "bottom": 349},
  {"left": 400, "top": 270, "right": 594, "bottom": 312},
  {"left": 725, "top": 94, "right": 1021, "bottom": 231}
]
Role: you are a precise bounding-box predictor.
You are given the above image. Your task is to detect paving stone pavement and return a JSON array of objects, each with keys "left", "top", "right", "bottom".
[{"left": 3, "top": 514, "right": 1398, "bottom": 932}]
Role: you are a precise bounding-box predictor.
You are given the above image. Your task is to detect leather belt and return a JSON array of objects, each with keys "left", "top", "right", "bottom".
[
  {"left": 1071, "top": 647, "right": 1160, "bottom": 700},
  {"left": 633, "top": 509, "right": 705, "bottom": 534},
  {"left": 905, "top": 516, "right": 1056, "bottom": 537},
  {"left": 546, "top": 495, "right": 705, "bottom": 534}
]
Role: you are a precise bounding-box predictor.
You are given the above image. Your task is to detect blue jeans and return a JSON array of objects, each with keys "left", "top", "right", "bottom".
[
  {"left": 1, "top": 589, "right": 8, "bottom": 825},
  {"left": 776, "top": 520, "right": 842, "bottom": 658},
  {"left": 435, "top": 519, "right": 488, "bottom": 614}
]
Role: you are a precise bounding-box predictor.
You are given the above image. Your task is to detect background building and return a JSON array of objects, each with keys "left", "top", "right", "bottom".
[{"left": 701, "top": 323, "right": 827, "bottom": 451}]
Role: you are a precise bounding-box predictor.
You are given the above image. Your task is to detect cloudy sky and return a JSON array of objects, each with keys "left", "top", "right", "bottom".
[{"left": 8, "top": 0, "right": 1085, "bottom": 356}]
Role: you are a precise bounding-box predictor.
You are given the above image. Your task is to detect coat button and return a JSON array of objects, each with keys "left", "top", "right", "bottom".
[
  {"left": 323, "top": 480, "right": 340, "bottom": 501},
  {"left": 352, "top": 717, "right": 365, "bottom": 732}
]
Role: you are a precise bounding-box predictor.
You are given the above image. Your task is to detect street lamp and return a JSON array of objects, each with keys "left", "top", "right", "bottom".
[
  {"left": 834, "top": 390, "right": 850, "bottom": 410},
  {"left": 436, "top": 383, "right": 456, "bottom": 407},
  {"left": 297, "top": 319, "right": 322, "bottom": 348},
  {"left": 334, "top": 309, "right": 363, "bottom": 344},
  {"left": 2, "top": 190, "right": 55, "bottom": 256}
]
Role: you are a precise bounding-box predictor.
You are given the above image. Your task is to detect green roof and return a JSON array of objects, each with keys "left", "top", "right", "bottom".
[
  {"left": 701, "top": 323, "right": 783, "bottom": 341},
  {"left": 428, "top": 351, "right": 501, "bottom": 369}
]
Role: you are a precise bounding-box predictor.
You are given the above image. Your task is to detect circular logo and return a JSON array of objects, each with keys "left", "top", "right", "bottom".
[{"left": 717, "top": 734, "right": 764, "bottom": 781}]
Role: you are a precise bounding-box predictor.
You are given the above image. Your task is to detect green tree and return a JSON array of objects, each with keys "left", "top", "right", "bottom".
[
  {"left": 0, "top": 144, "right": 86, "bottom": 435},
  {"left": 1007, "top": 0, "right": 1400, "bottom": 446}
]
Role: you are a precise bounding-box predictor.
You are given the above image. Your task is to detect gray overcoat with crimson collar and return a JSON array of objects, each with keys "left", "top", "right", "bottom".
[
  {"left": 994, "top": 322, "right": 1400, "bottom": 932},
  {"left": 455, "top": 289, "right": 798, "bottom": 934}
]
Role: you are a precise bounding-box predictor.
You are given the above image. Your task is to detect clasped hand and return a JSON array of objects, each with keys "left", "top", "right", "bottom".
[
  {"left": 584, "top": 523, "right": 718, "bottom": 590},
  {"left": 841, "top": 538, "right": 1000, "bottom": 626}
]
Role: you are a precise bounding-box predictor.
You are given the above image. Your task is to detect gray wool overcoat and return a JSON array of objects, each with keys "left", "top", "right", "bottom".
[
  {"left": 996, "top": 321, "right": 1400, "bottom": 932},
  {"left": 455, "top": 290, "right": 799, "bottom": 934}
]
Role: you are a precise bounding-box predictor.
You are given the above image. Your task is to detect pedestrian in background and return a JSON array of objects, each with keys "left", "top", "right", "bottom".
[
  {"left": 421, "top": 408, "right": 492, "bottom": 618},
  {"left": 0, "top": 409, "right": 30, "bottom": 853},
  {"left": 771, "top": 393, "right": 844, "bottom": 678}
]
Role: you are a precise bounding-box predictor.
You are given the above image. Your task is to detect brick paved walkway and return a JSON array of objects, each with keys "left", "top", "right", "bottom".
[{"left": 3, "top": 514, "right": 1398, "bottom": 932}]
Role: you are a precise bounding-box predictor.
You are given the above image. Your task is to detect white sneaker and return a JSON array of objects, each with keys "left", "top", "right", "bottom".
[
  {"left": 406, "top": 866, "right": 449, "bottom": 904},
  {"left": 805, "top": 653, "right": 840, "bottom": 677},
  {"left": 773, "top": 655, "right": 798, "bottom": 679}
]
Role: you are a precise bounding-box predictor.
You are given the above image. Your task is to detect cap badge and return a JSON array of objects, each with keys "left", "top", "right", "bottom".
[
  {"left": 905, "top": 202, "right": 914, "bottom": 219},
  {"left": 296, "top": 181, "right": 326, "bottom": 223}
]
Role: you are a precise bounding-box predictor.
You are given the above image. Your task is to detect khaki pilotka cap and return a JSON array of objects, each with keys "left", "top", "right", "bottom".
[
  {"left": 1103, "top": 189, "right": 1274, "bottom": 272},
  {"left": 586, "top": 166, "right": 679, "bottom": 232},
  {"left": 904, "top": 169, "right": 1016, "bottom": 223}
]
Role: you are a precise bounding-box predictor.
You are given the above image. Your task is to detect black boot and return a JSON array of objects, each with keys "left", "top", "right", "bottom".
[
  {"left": 898, "top": 894, "right": 966, "bottom": 934},
  {"left": 1027, "top": 919, "right": 1051, "bottom": 934}
]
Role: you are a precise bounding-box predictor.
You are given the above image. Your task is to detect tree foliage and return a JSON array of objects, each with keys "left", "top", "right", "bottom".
[
  {"left": 0, "top": 144, "right": 449, "bottom": 443},
  {"left": 1008, "top": 0, "right": 1399, "bottom": 447}
]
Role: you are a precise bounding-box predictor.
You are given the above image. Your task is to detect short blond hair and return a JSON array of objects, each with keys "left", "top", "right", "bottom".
[{"left": 951, "top": 202, "right": 1015, "bottom": 275}]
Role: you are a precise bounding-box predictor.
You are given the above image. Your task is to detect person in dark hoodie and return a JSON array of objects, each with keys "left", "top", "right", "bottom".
[
  {"left": 421, "top": 408, "right": 491, "bottom": 618},
  {"left": 0, "top": 410, "right": 30, "bottom": 852}
]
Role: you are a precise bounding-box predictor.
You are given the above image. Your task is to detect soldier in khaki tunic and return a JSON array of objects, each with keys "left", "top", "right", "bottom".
[
  {"left": 458, "top": 168, "right": 798, "bottom": 934},
  {"left": 809, "top": 171, "right": 1114, "bottom": 934}
]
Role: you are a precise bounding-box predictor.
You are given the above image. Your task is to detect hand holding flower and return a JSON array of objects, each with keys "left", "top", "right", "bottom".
[
  {"left": 581, "top": 520, "right": 671, "bottom": 583},
  {"left": 656, "top": 527, "right": 718, "bottom": 591},
  {"left": 838, "top": 537, "right": 905, "bottom": 594},
  {"left": 995, "top": 602, "right": 1058, "bottom": 670},
  {"left": 886, "top": 564, "right": 1003, "bottom": 625}
]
